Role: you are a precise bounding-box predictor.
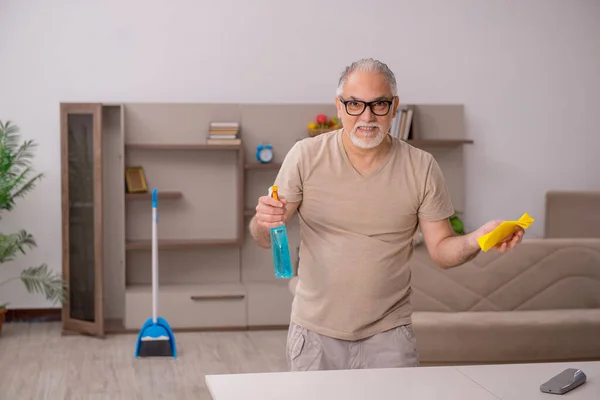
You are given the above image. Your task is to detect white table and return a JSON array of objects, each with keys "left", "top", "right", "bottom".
[
  {"left": 456, "top": 361, "right": 600, "bottom": 399},
  {"left": 205, "top": 361, "right": 600, "bottom": 399}
]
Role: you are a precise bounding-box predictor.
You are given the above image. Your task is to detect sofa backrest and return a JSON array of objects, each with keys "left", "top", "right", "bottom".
[
  {"left": 409, "top": 238, "right": 600, "bottom": 312},
  {"left": 545, "top": 190, "right": 600, "bottom": 238}
]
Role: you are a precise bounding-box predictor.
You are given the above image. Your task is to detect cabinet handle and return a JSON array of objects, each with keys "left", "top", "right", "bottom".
[{"left": 190, "top": 294, "right": 245, "bottom": 301}]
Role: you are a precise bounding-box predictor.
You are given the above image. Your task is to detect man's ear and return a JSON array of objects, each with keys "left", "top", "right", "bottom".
[
  {"left": 335, "top": 97, "right": 343, "bottom": 119},
  {"left": 392, "top": 96, "right": 399, "bottom": 114}
]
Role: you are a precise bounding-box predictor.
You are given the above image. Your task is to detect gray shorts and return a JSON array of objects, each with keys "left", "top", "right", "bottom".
[{"left": 286, "top": 322, "right": 419, "bottom": 371}]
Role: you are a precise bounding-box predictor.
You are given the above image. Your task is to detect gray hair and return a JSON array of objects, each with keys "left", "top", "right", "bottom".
[{"left": 336, "top": 58, "right": 397, "bottom": 97}]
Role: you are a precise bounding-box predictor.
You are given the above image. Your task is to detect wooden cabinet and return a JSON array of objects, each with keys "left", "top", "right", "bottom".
[
  {"left": 60, "top": 103, "right": 105, "bottom": 336},
  {"left": 60, "top": 103, "right": 125, "bottom": 337}
]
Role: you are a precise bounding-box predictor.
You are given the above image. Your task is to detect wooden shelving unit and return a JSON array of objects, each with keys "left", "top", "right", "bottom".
[{"left": 59, "top": 101, "right": 474, "bottom": 337}]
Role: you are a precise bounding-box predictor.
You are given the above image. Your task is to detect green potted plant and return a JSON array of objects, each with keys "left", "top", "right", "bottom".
[
  {"left": 0, "top": 120, "right": 66, "bottom": 334},
  {"left": 449, "top": 211, "right": 465, "bottom": 235}
]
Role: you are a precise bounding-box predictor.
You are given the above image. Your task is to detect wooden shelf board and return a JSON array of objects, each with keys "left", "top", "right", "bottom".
[
  {"left": 245, "top": 162, "right": 282, "bottom": 170},
  {"left": 406, "top": 139, "right": 473, "bottom": 147},
  {"left": 125, "top": 143, "right": 242, "bottom": 151},
  {"left": 125, "top": 239, "right": 240, "bottom": 250},
  {"left": 126, "top": 191, "right": 183, "bottom": 200},
  {"left": 125, "top": 282, "right": 246, "bottom": 295}
]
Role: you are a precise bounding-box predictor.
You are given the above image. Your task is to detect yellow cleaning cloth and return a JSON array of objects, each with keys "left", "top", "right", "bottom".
[{"left": 477, "top": 213, "right": 534, "bottom": 252}]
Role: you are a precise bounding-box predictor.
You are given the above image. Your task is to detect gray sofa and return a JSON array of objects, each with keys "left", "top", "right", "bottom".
[{"left": 288, "top": 191, "right": 600, "bottom": 365}]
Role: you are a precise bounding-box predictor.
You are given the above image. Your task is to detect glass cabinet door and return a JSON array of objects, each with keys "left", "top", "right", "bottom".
[{"left": 60, "top": 103, "right": 104, "bottom": 337}]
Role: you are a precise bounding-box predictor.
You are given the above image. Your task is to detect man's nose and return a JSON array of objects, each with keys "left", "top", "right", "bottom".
[{"left": 359, "top": 106, "right": 376, "bottom": 122}]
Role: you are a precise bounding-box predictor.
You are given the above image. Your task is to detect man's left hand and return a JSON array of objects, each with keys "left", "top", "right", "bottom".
[{"left": 471, "top": 220, "right": 525, "bottom": 253}]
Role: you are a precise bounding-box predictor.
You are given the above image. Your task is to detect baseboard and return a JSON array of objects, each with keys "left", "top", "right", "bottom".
[
  {"left": 3, "top": 310, "right": 289, "bottom": 333},
  {"left": 4, "top": 308, "right": 61, "bottom": 322},
  {"left": 105, "top": 319, "right": 290, "bottom": 335}
]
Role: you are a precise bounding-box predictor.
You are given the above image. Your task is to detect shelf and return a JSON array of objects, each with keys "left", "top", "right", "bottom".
[
  {"left": 125, "top": 239, "right": 240, "bottom": 250},
  {"left": 245, "top": 162, "right": 282, "bottom": 170},
  {"left": 126, "top": 191, "right": 183, "bottom": 200},
  {"left": 405, "top": 139, "right": 473, "bottom": 147},
  {"left": 125, "top": 282, "right": 246, "bottom": 296},
  {"left": 125, "top": 143, "right": 242, "bottom": 151}
]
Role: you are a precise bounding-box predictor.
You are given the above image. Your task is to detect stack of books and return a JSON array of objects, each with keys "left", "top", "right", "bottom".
[{"left": 206, "top": 122, "right": 241, "bottom": 145}]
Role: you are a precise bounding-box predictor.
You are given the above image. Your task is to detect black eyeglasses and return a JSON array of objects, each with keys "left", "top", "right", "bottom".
[{"left": 338, "top": 97, "right": 394, "bottom": 116}]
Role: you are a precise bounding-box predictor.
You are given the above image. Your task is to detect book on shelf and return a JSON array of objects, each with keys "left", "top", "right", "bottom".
[
  {"left": 389, "top": 106, "right": 414, "bottom": 141},
  {"left": 207, "top": 121, "right": 241, "bottom": 145},
  {"left": 210, "top": 122, "right": 240, "bottom": 129},
  {"left": 208, "top": 134, "right": 237, "bottom": 140},
  {"left": 209, "top": 129, "right": 239, "bottom": 136},
  {"left": 206, "top": 138, "right": 242, "bottom": 145}
]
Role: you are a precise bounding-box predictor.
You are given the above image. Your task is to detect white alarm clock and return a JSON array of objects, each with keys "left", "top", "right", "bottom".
[{"left": 256, "top": 144, "right": 274, "bottom": 163}]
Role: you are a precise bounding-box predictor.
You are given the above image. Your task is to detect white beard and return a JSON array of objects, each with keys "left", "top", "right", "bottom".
[{"left": 348, "top": 122, "right": 386, "bottom": 149}]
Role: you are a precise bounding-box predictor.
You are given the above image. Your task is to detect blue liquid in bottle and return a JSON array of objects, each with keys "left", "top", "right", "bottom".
[
  {"left": 268, "top": 185, "right": 293, "bottom": 279},
  {"left": 270, "top": 225, "right": 293, "bottom": 279}
]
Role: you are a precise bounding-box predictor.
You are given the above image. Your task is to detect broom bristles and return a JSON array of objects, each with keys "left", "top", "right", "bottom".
[{"left": 137, "top": 338, "right": 173, "bottom": 357}]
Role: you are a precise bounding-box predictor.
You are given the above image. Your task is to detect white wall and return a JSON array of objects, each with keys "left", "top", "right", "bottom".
[{"left": 1, "top": 0, "right": 598, "bottom": 308}]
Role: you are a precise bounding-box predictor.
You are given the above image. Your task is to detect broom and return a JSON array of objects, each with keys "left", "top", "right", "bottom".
[{"left": 134, "top": 188, "right": 177, "bottom": 358}]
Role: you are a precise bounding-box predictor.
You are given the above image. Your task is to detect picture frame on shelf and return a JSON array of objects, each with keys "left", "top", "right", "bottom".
[{"left": 125, "top": 166, "right": 148, "bottom": 193}]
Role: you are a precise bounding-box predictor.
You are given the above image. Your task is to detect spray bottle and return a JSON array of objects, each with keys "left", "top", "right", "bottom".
[{"left": 269, "top": 185, "right": 293, "bottom": 279}]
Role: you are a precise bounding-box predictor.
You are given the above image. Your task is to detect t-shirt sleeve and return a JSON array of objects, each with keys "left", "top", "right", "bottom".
[
  {"left": 273, "top": 141, "right": 304, "bottom": 203},
  {"left": 417, "top": 155, "right": 455, "bottom": 221}
]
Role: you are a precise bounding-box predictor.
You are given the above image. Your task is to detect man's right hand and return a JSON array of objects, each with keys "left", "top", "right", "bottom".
[{"left": 254, "top": 195, "right": 288, "bottom": 229}]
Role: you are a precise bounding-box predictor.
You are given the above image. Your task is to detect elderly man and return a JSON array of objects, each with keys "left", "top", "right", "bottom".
[{"left": 249, "top": 58, "right": 524, "bottom": 371}]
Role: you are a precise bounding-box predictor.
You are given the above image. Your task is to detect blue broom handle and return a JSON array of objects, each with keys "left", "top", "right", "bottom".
[{"left": 152, "top": 188, "right": 158, "bottom": 324}]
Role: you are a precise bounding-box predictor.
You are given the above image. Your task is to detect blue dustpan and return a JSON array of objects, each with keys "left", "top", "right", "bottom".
[
  {"left": 135, "top": 317, "right": 176, "bottom": 357},
  {"left": 134, "top": 188, "right": 177, "bottom": 358}
]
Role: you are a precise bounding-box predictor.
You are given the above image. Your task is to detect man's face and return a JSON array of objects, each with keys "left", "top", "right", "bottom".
[{"left": 336, "top": 71, "right": 398, "bottom": 149}]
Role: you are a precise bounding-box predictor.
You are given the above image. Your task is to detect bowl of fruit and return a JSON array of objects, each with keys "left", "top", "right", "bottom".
[{"left": 307, "top": 114, "right": 342, "bottom": 137}]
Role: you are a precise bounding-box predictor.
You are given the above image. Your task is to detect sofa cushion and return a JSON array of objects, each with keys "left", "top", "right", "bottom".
[{"left": 413, "top": 309, "right": 600, "bottom": 364}]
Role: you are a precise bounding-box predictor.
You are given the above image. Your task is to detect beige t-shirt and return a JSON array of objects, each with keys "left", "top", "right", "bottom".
[{"left": 274, "top": 129, "right": 455, "bottom": 341}]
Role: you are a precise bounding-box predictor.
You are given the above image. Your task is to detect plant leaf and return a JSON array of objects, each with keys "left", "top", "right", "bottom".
[
  {"left": 19, "top": 264, "right": 67, "bottom": 305},
  {"left": 0, "top": 230, "right": 36, "bottom": 263},
  {"left": 0, "top": 120, "right": 44, "bottom": 215}
]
